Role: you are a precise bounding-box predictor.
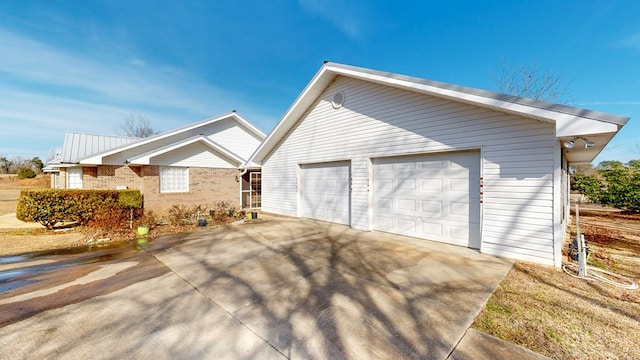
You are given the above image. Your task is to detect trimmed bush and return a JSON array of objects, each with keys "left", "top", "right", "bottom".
[
  {"left": 17, "top": 168, "right": 36, "bottom": 179},
  {"left": 16, "top": 189, "right": 143, "bottom": 229}
]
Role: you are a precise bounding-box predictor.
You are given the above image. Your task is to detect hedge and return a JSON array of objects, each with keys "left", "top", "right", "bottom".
[{"left": 16, "top": 189, "right": 143, "bottom": 229}]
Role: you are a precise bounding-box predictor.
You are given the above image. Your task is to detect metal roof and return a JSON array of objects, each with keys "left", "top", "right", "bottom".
[{"left": 60, "top": 132, "right": 141, "bottom": 164}]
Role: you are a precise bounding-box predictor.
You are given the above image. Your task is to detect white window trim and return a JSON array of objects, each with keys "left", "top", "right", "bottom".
[
  {"left": 159, "top": 166, "right": 189, "bottom": 193},
  {"left": 66, "top": 167, "right": 83, "bottom": 189}
]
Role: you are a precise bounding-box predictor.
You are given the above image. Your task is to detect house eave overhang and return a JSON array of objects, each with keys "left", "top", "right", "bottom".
[
  {"left": 125, "top": 135, "right": 245, "bottom": 167},
  {"left": 245, "top": 62, "right": 629, "bottom": 167},
  {"left": 80, "top": 112, "right": 264, "bottom": 165}
]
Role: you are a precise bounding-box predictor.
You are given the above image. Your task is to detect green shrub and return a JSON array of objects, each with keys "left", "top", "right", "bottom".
[
  {"left": 597, "top": 161, "right": 640, "bottom": 212},
  {"left": 571, "top": 160, "right": 640, "bottom": 212},
  {"left": 16, "top": 189, "right": 66, "bottom": 229},
  {"left": 570, "top": 173, "right": 603, "bottom": 202},
  {"left": 17, "top": 168, "right": 36, "bottom": 179},
  {"left": 118, "top": 190, "right": 143, "bottom": 209},
  {"left": 16, "top": 189, "right": 143, "bottom": 229}
]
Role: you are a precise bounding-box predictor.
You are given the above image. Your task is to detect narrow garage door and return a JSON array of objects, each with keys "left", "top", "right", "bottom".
[
  {"left": 373, "top": 151, "right": 480, "bottom": 248},
  {"left": 300, "top": 161, "right": 350, "bottom": 225}
]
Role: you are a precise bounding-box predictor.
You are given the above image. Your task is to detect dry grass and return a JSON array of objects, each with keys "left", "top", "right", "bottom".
[
  {"left": 0, "top": 175, "right": 49, "bottom": 216},
  {"left": 472, "top": 207, "right": 640, "bottom": 359},
  {"left": 0, "top": 229, "right": 86, "bottom": 256}
]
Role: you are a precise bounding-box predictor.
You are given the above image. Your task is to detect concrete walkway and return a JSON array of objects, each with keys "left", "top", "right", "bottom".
[
  {"left": 0, "top": 213, "right": 43, "bottom": 229},
  {"left": 0, "top": 215, "right": 548, "bottom": 359}
]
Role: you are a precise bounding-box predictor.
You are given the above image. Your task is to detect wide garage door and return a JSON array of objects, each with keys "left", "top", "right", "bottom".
[
  {"left": 300, "top": 161, "right": 350, "bottom": 225},
  {"left": 373, "top": 151, "right": 480, "bottom": 248}
]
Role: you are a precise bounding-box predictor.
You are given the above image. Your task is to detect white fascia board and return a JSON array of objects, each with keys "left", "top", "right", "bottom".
[
  {"left": 80, "top": 112, "right": 247, "bottom": 165},
  {"left": 555, "top": 117, "right": 619, "bottom": 137},
  {"left": 246, "top": 62, "right": 628, "bottom": 166},
  {"left": 127, "top": 135, "right": 244, "bottom": 166},
  {"left": 232, "top": 112, "right": 267, "bottom": 139},
  {"left": 246, "top": 66, "right": 336, "bottom": 166},
  {"left": 79, "top": 154, "right": 104, "bottom": 165},
  {"left": 327, "top": 65, "right": 624, "bottom": 138}
]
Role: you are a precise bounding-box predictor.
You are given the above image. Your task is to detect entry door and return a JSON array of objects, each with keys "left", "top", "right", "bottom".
[
  {"left": 300, "top": 161, "right": 350, "bottom": 225},
  {"left": 373, "top": 151, "right": 480, "bottom": 248}
]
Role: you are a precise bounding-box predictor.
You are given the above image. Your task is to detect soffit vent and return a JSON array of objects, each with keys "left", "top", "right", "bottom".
[{"left": 332, "top": 92, "right": 345, "bottom": 109}]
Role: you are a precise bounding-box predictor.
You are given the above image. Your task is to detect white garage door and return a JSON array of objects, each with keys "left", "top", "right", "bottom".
[
  {"left": 373, "top": 151, "right": 480, "bottom": 248},
  {"left": 300, "top": 161, "right": 350, "bottom": 225}
]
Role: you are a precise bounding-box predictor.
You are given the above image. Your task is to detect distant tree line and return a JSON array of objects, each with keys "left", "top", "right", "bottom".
[
  {"left": 0, "top": 156, "right": 44, "bottom": 178},
  {"left": 571, "top": 160, "right": 640, "bottom": 212}
]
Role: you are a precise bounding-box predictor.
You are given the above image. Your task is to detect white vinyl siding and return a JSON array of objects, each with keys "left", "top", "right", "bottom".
[
  {"left": 152, "top": 142, "right": 237, "bottom": 168},
  {"left": 102, "top": 118, "right": 261, "bottom": 166},
  {"left": 262, "top": 75, "right": 557, "bottom": 265},
  {"left": 160, "top": 166, "right": 189, "bottom": 193},
  {"left": 66, "top": 167, "right": 83, "bottom": 189}
]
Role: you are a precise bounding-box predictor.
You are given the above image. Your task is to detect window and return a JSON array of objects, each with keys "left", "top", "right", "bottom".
[
  {"left": 67, "top": 167, "right": 83, "bottom": 189},
  {"left": 160, "top": 166, "right": 189, "bottom": 193}
]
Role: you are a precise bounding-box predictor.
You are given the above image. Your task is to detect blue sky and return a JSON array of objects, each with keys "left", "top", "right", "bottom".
[{"left": 1, "top": 1, "right": 639, "bottom": 165}]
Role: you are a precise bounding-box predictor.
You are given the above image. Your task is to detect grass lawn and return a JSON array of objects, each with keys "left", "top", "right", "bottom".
[{"left": 472, "top": 207, "right": 640, "bottom": 359}]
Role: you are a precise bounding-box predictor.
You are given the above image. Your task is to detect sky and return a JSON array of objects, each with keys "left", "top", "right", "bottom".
[{"left": 0, "top": 0, "right": 639, "bottom": 165}]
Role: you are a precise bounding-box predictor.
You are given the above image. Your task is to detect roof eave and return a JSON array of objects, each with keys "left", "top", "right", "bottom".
[
  {"left": 79, "top": 111, "right": 259, "bottom": 164},
  {"left": 246, "top": 62, "right": 629, "bottom": 166},
  {"left": 127, "top": 135, "right": 244, "bottom": 167}
]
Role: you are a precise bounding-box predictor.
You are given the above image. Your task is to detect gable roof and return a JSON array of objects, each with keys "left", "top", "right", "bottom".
[
  {"left": 80, "top": 111, "right": 265, "bottom": 166},
  {"left": 126, "top": 135, "right": 245, "bottom": 166},
  {"left": 246, "top": 62, "right": 629, "bottom": 166}
]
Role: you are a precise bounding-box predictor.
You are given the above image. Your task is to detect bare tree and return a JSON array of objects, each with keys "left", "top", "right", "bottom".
[
  {"left": 47, "top": 148, "right": 62, "bottom": 162},
  {"left": 0, "top": 156, "right": 11, "bottom": 174},
  {"left": 115, "top": 114, "right": 158, "bottom": 138},
  {"left": 490, "top": 59, "right": 573, "bottom": 104}
]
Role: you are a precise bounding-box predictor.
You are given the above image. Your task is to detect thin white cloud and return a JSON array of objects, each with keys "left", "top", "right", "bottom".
[
  {"left": 130, "top": 58, "right": 146, "bottom": 67},
  {"left": 298, "top": 0, "right": 364, "bottom": 40},
  {"left": 0, "top": 28, "right": 276, "bottom": 158},
  {"left": 0, "top": 29, "right": 232, "bottom": 115},
  {"left": 616, "top": 31, "right": 640, "bottom": 51}
]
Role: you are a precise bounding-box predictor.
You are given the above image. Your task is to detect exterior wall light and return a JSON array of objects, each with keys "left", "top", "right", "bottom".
[{"left": 564, "top": 137, "right": 595, "bottom": 149}]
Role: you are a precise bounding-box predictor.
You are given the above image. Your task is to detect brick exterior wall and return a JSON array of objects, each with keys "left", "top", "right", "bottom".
[
  {"left": 142, "top": 166, "right": 240, "bottom": 214},
  {"left": 59, "top": 165, "right": 239, "bottom": 215},
  {"left": 82, "top": 166, "right": 144, "bottom": 191},
  {"left": 59, "top": 168, "right": 67, "bottom": 188}
]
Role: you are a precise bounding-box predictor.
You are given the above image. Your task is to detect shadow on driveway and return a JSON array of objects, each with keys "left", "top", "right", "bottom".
[{"left": 0, "top": 214, "right": 513, "bottom": 359}]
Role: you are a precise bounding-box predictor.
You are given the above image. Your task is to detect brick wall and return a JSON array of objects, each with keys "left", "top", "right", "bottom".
[
  {"left": 142, "top": 166, "right": 240, "bottom": 214},
  {"left": 59, "top": 168, "right": 67, "bottom": 188},
  {"left": 82, "top": 166, "right": 143, "bottom": 191},
  {"left": 62, "top": 165, "right": 239, "bottom": 215}
]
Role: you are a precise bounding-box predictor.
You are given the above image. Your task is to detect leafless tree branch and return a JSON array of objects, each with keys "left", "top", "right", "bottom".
[
  {"left": 115, "top": 114, "right": 158, "bottom": 138},
  {"left": 490, "top": 59, "right": 573, "bottom": 104}
]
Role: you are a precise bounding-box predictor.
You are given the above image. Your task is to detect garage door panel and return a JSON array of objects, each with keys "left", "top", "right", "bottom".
[
  {"left": 420, "top": 200, "right": 443, "bottom": 215},
  {"left": 419, "top": 160, "right": 444, "bottom": 169},
  {"left": 398, "top": 217, "right": 417, "bottom": 233},
  {"left": 449, "top": 202, "right": 469, "bottom": 218},
  {"left": 421, "top": 179, "right": 443, "bottom": 192},
  {"left": 397, "top": 178, "right": 416, "bottom": 191},
  {"left": 421, "top": 221, "right": 443, "bottom": 237},
  {"left": 450, "top": 178, "right": 469, "bottom": 192},
  {"left": 396, "top": 197, "right": 416, "bottom": 211},
  {"left": 373, "top": 151, "right": 480, "bottom": 249}
]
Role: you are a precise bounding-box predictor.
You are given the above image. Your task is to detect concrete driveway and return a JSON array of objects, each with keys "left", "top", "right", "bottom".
[{"left": 0, "top": 215, "right": 515, "bottom": 359}]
